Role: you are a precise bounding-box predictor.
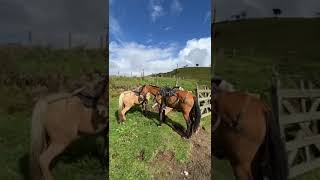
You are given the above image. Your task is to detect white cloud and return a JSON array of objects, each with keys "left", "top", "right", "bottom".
[
  {"left": 109, "top": 15, "right": 123, "bottom": 43},
  {"left": 177, "top": 38, "right": 211, "bottom": 67},
  {"left": 150, "top": 0, "right": 165, "bottom": 22},
  {"left": 109, "top": 37, "right": 211, "bottom": 76},
  {"left": 171, "top": 0, "right": 183, "bottom": 14},
  {"left": 203, "top": 11, "right": 211, "bottom": 23}
]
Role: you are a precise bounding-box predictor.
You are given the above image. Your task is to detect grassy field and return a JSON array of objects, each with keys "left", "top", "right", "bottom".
[
  {"left": 0, "top": 45, "right": 106, "bottom": 180},
  {"left": 215, "top": 18, "right": 320, "bottom": 59},
  {"left": 213, "top": 18, "right": 320, "bottom": 180},
  {"left": 153, "top": 67, "right": 211, "bottom": 86},
  {"left": 109, "top": 76, "right": 211, "bottom": 179}
]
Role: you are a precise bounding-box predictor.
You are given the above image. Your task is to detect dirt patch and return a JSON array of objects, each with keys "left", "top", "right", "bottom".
[{"left": 150, "top": 127, "right": 211, "bottom": 180}]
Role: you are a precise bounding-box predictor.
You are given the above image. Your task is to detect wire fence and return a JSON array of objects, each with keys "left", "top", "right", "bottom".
[{"left": 0, "top": 31, "right": 107, "bottom": 49}]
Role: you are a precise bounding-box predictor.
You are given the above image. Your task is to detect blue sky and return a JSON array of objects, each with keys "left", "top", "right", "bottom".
[{"left": 109, "top": 0, "right": 211, "bottom": 76}]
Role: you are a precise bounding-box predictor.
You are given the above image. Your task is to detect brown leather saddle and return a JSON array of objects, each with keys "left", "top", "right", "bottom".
[
  {"left": 72, "top": 79, "right": 106, "bottom": 108},
  {"left": 159, "top": 87, "right": 180, "bottom": 110}
]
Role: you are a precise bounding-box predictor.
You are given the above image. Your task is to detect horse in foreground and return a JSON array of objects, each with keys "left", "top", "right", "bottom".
[
  {"left": 212, "top": 77, "right": 288, "bottom": 180},
  {"left": 30, "top": 75, "right": 108, "bottom": 180},
  {"left": 139, "top": 85, "right": 201, "bottom": 138},
  {"left": 118, "top": 86, "right": 149, "bottom": 123}
]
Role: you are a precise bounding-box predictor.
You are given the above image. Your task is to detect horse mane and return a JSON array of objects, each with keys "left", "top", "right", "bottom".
[{"left": 148, "top": 84, "right": 160, "bottom": 88}]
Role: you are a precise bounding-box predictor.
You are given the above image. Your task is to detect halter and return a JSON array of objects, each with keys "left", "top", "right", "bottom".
[{"left": 136, "top": 85, "right": 148, "bottom": 105}]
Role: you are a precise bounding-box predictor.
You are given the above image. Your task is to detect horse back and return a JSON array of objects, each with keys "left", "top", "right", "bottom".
[
  {"left": 168, "top": 90, "right": 195, "bottom": 109},
  {"left": 215, "top": 91, "right": 266, "bottom": 116},
  {"left": 121, "top": 91, "right": 139, "bottom": 104},
  {"left": 44, "top": 93, "right": 72, "bottom": 104}
]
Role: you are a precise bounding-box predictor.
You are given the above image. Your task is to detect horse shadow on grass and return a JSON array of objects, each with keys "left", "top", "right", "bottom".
[
  {"left": 144, "top": 110, "right": 187, "bottom": 138},
  {"left": 18, "top": 137, "right": 107, "bottom": 180},
  {"left": 116, "top": 106, "right": 187, "bottom": 138}
]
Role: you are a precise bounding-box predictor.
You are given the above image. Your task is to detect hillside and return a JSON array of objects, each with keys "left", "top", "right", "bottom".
[
  {"left": 152, "top": 67, "right": 211, "bottom": 85},
  {"left": 214, "top": 18, "right": 320, "bottom": 59}
]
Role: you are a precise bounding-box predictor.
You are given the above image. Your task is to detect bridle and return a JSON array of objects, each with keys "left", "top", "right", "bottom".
[{"left": 137, "top": 85, "right": 148, "bottom": 105}]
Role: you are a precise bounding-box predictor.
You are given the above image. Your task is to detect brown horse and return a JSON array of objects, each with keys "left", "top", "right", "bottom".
[
  {"left": 30, "top": 74, "right": 108, "bottom": 180},
  {"left": 139, "top": 85, "right": 201, "bottom": 138},
  {"left": 212, "top": 77, "right": 288, "bottom": 180}
]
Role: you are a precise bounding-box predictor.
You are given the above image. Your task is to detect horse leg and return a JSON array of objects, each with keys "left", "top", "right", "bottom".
[
  {"left": 120, "top": 105, "right": 131, "bottom": 122},
  {"left": 162, "top": 109, "right": 166, "bottom": 123},
  {"left": 102, "top": 128, "right": 108, "bottom": 173},
  {"left": 39, "top": 142, "right": 69, "bottom": 180},
  {"left": 232, "top": 162, "right": 254, "bottom": 180},
  {"left": 142, "top": 102, "right": 147, "bottom": 114},
  {"left": 158, "top": 110, "right": 163, "bottom": 126},
  {"left": 183, "top": 113, "right": 192, "bottom": 138}
]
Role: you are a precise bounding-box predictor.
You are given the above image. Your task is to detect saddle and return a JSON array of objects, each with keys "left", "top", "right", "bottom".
[
  {"left": 72, "top": 79, "right": 106, "bottom": 108},
  {"left": 73, "top": 89, "right": 99, "bottom": 108},
  {"left": 132, "top": 86, "right": 142, "bottom": 96},
  {"left": 159, "top": 87, "right": 179, "bottom": 109}
]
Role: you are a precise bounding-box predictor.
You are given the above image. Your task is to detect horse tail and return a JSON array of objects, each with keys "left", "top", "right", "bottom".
[
  {"left": 192, "top": 96, "right": 201, "bottom": 133},
  {"left": 264, "top": 109, "right": 289, "bottom": 180},
  {"left": 118, "top": 92, "right": 124, "bottom": 120},
  {"left": 30, "top": 99, "right": 48, "bottom": 180}
]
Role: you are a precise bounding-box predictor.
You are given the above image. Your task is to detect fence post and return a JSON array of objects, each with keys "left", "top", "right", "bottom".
[
  {"left": 28, "top": 31, "right": 32, "bottom": 45},
  {"left": 68, "top": 32, "right": 72, "bottom": 48},
  {"left": 100, "top": 35, "right": 104, "bottom": 49}
]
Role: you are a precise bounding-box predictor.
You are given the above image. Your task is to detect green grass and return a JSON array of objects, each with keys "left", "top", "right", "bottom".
[
  {"left": 109, "top": 77, "right": 211, "bottom": 179},
  {"left": 215, "top": 18, "right": 320, "bottom": 59},
  {"left": 0, "top": 46, "right": 106, "bottom": 179},
  {"left": 153, "top": 67, "right": 211, "bottom": 85}
]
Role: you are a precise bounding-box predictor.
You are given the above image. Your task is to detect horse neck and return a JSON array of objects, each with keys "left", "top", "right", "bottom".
[{"left": 148, "top": 86, "right": 160, "bottom": 96}]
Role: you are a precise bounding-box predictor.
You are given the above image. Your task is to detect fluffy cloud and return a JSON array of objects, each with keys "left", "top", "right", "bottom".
[
  {"left": 109, "top": 15, "right": 123, "bottom": 43},
  {"left": 109, "top": 37, "right": 211, "bottom": 76}
]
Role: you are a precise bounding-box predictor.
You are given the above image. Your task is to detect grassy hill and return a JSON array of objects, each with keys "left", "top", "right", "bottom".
[
  {"left": 152, "top": 67, "right": 211, "bottom": 85},
  {"left": 0, "top": 45, "right": 106, "bottom": 180},
  {"left": 214, "top": 18, "right": 320, "bottom": 59},
  {"left": 213, "top": 18, "right": 320, "bottom": 180}
]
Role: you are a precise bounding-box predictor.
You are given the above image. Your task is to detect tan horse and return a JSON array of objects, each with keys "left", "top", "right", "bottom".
[
  {"left": 30, "top": 75, "right": 108, "bottom": 180},
  {"left": 139, "top": 85, "right": 201, "bottom": 138},
  {"left": 212, "top": 77, "right": 288, "bottom": 180},
  {"left": 118, "top": 87, "right": 172, "bottom": 123}
]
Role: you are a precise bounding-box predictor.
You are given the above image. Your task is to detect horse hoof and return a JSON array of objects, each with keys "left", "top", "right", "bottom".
[{"left": 194, "top": 127, "right": 201, "bottom": 134}]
